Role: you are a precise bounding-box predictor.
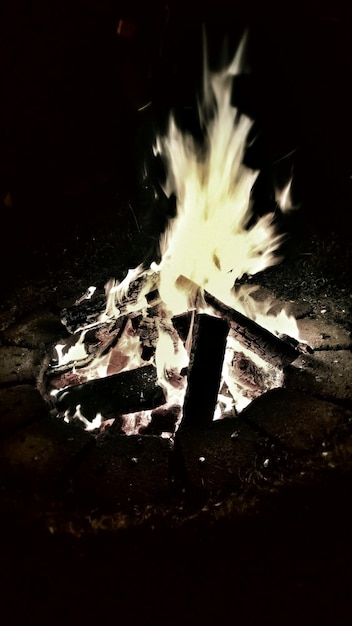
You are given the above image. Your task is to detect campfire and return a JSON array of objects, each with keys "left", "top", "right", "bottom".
[{"left": 43, "top": 35, "right": 310, "bottom": 438}]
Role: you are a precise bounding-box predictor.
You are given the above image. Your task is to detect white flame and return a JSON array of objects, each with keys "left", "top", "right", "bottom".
[
  {"left": 276, "top": 176, "right": 294, "bottom": 213},
  {"left": 55, "top": 332, "right": 88, "bottom": 366},
  {"left": 75, "top": 286, "right": 96, "bottom": 305},
  {"left": 154, "top": 325, "right": 188, "bottom": 404},
  {"left": 150, "top": 40, "right": 284, "bottom": 318},
  {"left": 255, "top": 307, "right": 300, "bottom": 340},
  {"left": 64, "top": 405, "right": 103, "bottom": 431}
]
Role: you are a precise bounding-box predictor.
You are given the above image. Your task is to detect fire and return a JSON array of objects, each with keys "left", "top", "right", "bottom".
[
  {"left": 150, "top": 35, "right": 285, "bottom": 321},
  {"left": 64, "top": 405, "right": 103, "bottom": 431},
  {"left": 276, "top": 176, "right": 294, "bottom": 213},
  {"left": 48, "top": 34, "right": 302, "bottom": 433}
]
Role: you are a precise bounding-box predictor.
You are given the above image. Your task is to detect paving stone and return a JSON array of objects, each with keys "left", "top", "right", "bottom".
[
  {"left": 71, "top": 434, "right": 171, "bottom": 508},
  {"left": 241, "top": 388, "right": 349, "bottom": 452},
  {"left": 176, "top": 418, "right": 260, "bottom": 493},
  {"left": 284, "top": 350, "right": 352, "bottom": 405},
  {"left": 2, "top": 310, "right": 68, "bottom": 349},
  {"left": 0, "top": 346, "right": 42, "bottom": 385},
  {"left": 0, "top": 417, "right": 92, "bottom": 491},
  {"left": 0, "top": 385, "right": 49, "bottom": 434},
  {"left": 296, "top": 317, "right": 351, "bottom": 350}
]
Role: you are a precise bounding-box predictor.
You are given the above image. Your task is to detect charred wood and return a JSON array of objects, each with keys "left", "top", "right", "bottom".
[
  {"left": 46, "top": 317, "right": 128, "bottom": 379},
  {"left": 204, "top": 290, "right": 301, "bottom": 368},
  {"left": 61, "top": 291, "right": 107, "bottom": 333},
  {"left": 180, "top": 314, "right": 229, "bottom": 429},
  {"left": 54, "top": 364, "right": 165, "bottom": 423},
  {"left": 57, "top": 270, "right": 307, "bottom": 389},
  {"left": 175, "top": 275, "right": 305, "bottom": 368},
  {"left": 61, "top": 272, "right": 159, "bottom": 333},
  {"left": 171, "top": 312, "right": 193, "bottom": 344}
]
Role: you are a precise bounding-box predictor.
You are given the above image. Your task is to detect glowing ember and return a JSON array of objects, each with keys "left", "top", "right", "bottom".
[{"left": 47, "top": 33, "right": 303, "bottom": 433}]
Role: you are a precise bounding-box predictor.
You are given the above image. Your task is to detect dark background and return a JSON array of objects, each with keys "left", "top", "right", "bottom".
[{"left": 1, "top": 0, "right": 351, "bottom": 287}]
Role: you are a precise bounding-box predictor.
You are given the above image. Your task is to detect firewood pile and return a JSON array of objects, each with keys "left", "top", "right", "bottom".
[{"left": 44, "top": 270, "right": 311, "bottom": 435}]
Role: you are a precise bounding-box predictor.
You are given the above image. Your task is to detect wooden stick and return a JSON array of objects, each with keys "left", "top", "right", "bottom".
[
  {"left": 54, "top": 364, "right": 166, "bottom": 422},
  {"left": 180, "top": 314, "right": 229, "bottom": 429},
  {"left": 59, "top": 272, "right": 306, "bottom": 375},
  {"left": 203, "top": 290, "right": 301, "bottom": 368},
  {"left": 61, "top": 272, "right": 159, "bottom": 333},
  {"left": 176, "top": 275, "right": 303, "bottom": 368}
]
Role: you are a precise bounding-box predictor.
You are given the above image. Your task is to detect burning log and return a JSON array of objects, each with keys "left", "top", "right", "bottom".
[
  {"left": 61, "top": 276, "right": 304, "bottom": 371},
  {"left": 61, "top": 291, "right": 107, "bottom": 334},
  {"left": 47, "top": 317, "right": 129, "bottom": 379},
  {"left": 50, "top": 266, "right": 309, "bottom": 432},
  {"left": 61, "top": 271, "right": 159, "bottom": 334},
  {"left": 181, "top": 314, "right": 229, "bottom": 429},
  {"left": 204, "top": 291, "right": 306, "bottom": 368},
  {"left": 53, "top": 274, "right": 306, "bottom": 416},
  {"left": 54, "top": 364, "right": 165, "bottom": 424},
  {"left": 176, "top": 276, "right": 306, "bottom": 369}
]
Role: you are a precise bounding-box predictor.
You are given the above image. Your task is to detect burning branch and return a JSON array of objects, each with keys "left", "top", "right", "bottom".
[{"left": 202, "top": 289, "right": 304, "bottom": 368}]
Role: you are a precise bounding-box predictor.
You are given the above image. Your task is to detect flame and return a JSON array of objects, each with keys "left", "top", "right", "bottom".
[
  {"left": 149, "top": 36, "right": 285, "bottom": 319},
  {"left": 276, "top": 177, "right": 293, "bottom": 213},
  {"left": 154, "top": 324, "right": 188, "bottom": 404},
  {"left": 55, "top": 333, "right": 88, "bottom": 367},
  {"left": 105, "top": 34, "right": 288, "bottom": 321},
  {"left": 64, "top": 405, "right": 103, "bottom": 431}
]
